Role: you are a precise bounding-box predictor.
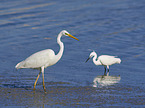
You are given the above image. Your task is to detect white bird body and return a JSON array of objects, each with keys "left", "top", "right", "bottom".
[
  {"left": 97, "top": 55, "right": 121, "bottom": 66},
  {"left": 15, "top": 30, "right": 79, "bottom": 92},
  {"left": 16, "top": 49, "right": 56, "bottom": 69},
  {"left": 86, "top": 51, "right": 121, "bottom": 76}
]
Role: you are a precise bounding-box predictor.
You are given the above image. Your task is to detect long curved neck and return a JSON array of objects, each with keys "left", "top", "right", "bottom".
[
  {"left": 56, "top": 32, "right": 64, "bottom": 62},
  {"left": 93, "top": 53, "right": 101, "bottom": 65}
]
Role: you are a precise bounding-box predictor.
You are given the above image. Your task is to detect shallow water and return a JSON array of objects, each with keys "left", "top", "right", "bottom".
[{"left": 0, "top": 0, "right": 145, "bottom": 107}]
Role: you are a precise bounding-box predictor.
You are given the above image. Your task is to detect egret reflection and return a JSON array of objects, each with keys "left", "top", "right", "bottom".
[{"left": 93, "top": 75, "right": 121, "bottom": 87}]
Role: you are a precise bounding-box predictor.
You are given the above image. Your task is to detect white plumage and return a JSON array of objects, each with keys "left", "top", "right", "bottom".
[
  {"left": 86, "top": 51, "right": 121, "bottom": 76},
  {"left": 15, "top": 30, "right": 79, "bottom": 92},
  {"left": 16, "top": 49, "right": 55, "bottom": 69}
]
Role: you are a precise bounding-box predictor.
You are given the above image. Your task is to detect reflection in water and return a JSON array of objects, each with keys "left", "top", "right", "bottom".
[{"left": 93, "top": 75, "right": 121, "bottom": 87}]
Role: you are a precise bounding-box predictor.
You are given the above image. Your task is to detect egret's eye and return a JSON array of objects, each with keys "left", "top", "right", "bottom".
[{"left": 65, "top": 33, "right": 68, "bottom": 35}]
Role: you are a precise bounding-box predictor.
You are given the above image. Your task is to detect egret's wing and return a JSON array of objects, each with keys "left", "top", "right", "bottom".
[
  {"left": 98, "top": 55, "right": 121, "bottom": 65},
  {"left": 17, "top": 49, "right": 55, "bottom": 68}
]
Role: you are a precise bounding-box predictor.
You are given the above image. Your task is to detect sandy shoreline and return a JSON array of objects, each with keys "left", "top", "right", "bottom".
[
  {"left": 1, "top": 86, "right": 145, "bottom": 107},
  {"left": 0, "top": 86, "right": 97, "bottom": 107}
]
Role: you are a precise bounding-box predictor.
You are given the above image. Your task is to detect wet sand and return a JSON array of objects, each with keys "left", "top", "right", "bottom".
[
  {"left": 0, "top": 86, "right": 97, "bottom": 107},
  {"left": 1, "top": 85, "right": 145, "bottom": 107}
]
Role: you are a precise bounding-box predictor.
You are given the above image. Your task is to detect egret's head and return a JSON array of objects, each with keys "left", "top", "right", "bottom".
[
  {"left": 62, "top": 30, "right": 69, "bottom": 36},
  {"left": 86, "top": 51, "right": 97, "bottom": 62},
  {"left": 90, "top": 51, "right": 97, "bottom": 58},
  {"left": 62, "top": 30, "right": 79, "bottom": 41}
]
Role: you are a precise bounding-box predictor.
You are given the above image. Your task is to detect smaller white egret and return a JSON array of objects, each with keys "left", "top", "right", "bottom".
[
  {"left": 86, "top": 51, "right": 121, "bottom": 76},
  {"left": 15, "top": 30, "right": 79, "bottom": 92}
]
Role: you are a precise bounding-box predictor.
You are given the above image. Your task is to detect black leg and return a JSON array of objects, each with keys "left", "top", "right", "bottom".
[{"left": 104, "top": 66, "right": 106, "bottom": 76}]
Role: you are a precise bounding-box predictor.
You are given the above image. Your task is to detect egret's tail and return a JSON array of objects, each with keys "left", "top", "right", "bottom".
[
  {"left": 15, "top": 61, "right": 24, "bottom": 69},
  {"left": 117, "top": 58, "right": 121, "bottom": 64}
]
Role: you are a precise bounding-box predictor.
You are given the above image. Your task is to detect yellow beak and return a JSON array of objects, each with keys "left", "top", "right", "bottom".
[{"left": 68, "top": 34, "right": 79, "bottom": 41}]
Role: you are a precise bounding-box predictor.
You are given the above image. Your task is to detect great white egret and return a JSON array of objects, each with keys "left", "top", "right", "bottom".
[
  {"left": 86, "top": 51, "right": 121, "bottom": 76},
  {"left": 15, "top": 30, "right": 79, "bottom": 92}
]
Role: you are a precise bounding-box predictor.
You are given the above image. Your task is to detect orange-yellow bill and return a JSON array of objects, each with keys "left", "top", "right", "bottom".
[{"left": 68, "top": 34, "right": 79, "bottom": 41}]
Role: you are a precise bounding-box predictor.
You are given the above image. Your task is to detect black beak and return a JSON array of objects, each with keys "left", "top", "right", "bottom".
[{"left": 85, "top": 57, "right": 91, "bottom": 63}]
